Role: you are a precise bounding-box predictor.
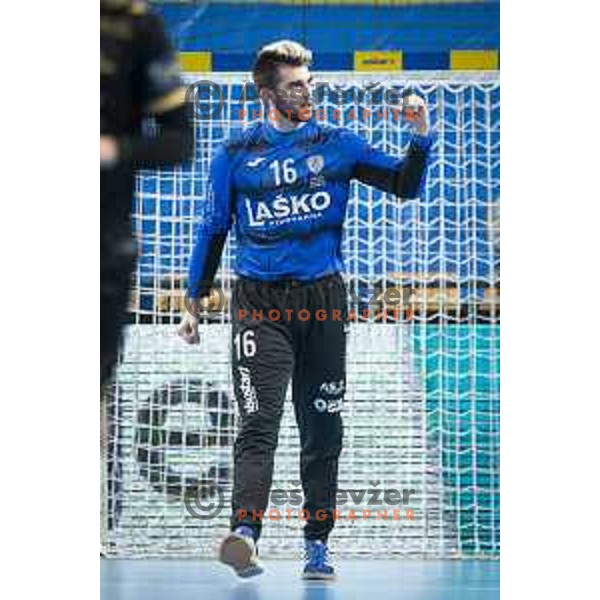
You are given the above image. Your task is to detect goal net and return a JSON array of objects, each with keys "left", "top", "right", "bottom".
[{"left": 101, "top": 72, "right": 500, "bottom": 559}]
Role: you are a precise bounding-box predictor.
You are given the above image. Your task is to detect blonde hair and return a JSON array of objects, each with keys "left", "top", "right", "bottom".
[{"left": 252, "top": 40, "right": 313, "bottom": 90}]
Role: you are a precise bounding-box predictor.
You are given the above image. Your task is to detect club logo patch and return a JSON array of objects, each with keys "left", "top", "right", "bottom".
[{"left": 306, "top": 154, "right": 324, "bottom": 175}]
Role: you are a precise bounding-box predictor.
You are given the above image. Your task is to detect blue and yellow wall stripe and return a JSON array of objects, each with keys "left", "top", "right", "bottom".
[
  {"left": 157, "top": 0, "right": 499, "bottom": 71},
  {"left": 178, "top": 49, "right": 499, "bottom": 72}
]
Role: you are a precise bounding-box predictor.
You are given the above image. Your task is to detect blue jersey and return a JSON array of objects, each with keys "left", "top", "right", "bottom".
[{"left": 188, "top": 118, "right": 433, "bottom": 297}]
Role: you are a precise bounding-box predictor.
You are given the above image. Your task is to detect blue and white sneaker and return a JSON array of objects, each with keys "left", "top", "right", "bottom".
[
  {"left": 302, "top": 539, "right": 336, "bottom": 580},
  {"left": 219, "top": 525, "right": 264, "bottom": 578}
]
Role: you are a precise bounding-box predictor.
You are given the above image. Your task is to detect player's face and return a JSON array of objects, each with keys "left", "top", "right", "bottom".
[{"left": 268, "top": 65, "right": 315, "bottom": 122}]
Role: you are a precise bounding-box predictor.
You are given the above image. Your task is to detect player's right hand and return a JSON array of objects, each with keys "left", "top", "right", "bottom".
[{"left": 177, "top": 312, "right": 200, "bottom": 344}]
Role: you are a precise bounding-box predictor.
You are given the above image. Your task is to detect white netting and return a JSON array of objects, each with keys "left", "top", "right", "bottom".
[{"left": 102, "top": 72, "right": 499, "bottom": 559}]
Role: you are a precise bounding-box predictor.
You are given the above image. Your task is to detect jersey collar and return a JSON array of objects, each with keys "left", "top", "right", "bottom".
[{"left": 262, "top": 117, "right": 317, "bottom": 147}]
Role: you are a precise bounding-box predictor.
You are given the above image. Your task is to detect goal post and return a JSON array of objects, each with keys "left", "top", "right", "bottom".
[{"left": 101, "top": 71, "right": 500, "bottom": 559}]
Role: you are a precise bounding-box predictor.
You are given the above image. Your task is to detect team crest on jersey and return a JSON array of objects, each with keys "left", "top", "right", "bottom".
[{"left": 306, "top": 154, "right": 324, "bottom": 175}]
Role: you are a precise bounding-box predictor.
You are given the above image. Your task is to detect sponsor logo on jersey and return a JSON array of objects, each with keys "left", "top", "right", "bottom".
[{"left": 244, "top": 191, "right": 331, "bottom": 227}]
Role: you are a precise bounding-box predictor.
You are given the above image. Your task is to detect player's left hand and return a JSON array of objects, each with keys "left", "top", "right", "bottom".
[{"left": 403, "top": 95, "right": 430, "bottom": 136}]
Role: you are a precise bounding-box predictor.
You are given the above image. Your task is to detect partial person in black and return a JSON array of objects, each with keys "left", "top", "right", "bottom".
[{"left": 100, "top": 0, "right": 193, "bottom": 384}]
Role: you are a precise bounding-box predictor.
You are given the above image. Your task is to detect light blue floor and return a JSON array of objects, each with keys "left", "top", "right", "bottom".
[{"left": 101, "top": 559, "right": 499, "bottom": 600}]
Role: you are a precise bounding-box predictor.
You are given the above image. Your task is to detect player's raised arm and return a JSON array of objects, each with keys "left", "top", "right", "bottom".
[
  {"left": 178, "top": 145, "right": 233, "bottom": 344},
  {"left": 349, "top": 95, "right": 433, "bottom": 200}
]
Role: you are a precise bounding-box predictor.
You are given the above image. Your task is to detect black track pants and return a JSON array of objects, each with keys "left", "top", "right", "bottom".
[
  {"left": 230, "top": 273, "right": 347, "bottom": 542},
  {"left": 100, "top": 227, "right": 136, "bottom": 385}
]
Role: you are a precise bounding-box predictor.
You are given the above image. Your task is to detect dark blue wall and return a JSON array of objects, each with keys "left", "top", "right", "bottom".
[{"left": 156, "top": 2, "right": 499, "bottom": 64}]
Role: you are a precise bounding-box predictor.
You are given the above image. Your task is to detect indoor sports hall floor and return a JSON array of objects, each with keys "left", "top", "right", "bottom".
[{"left": 101, "top": 558, "right": 500, "bottom": 600}]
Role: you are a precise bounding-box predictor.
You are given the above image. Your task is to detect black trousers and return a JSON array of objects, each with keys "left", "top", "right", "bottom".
[
  {"left": 100, "top": 227, "right": 136, "bottom": 385},
  {"left": 230, "top": 273, "right": 347, "bottom": 542}
]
